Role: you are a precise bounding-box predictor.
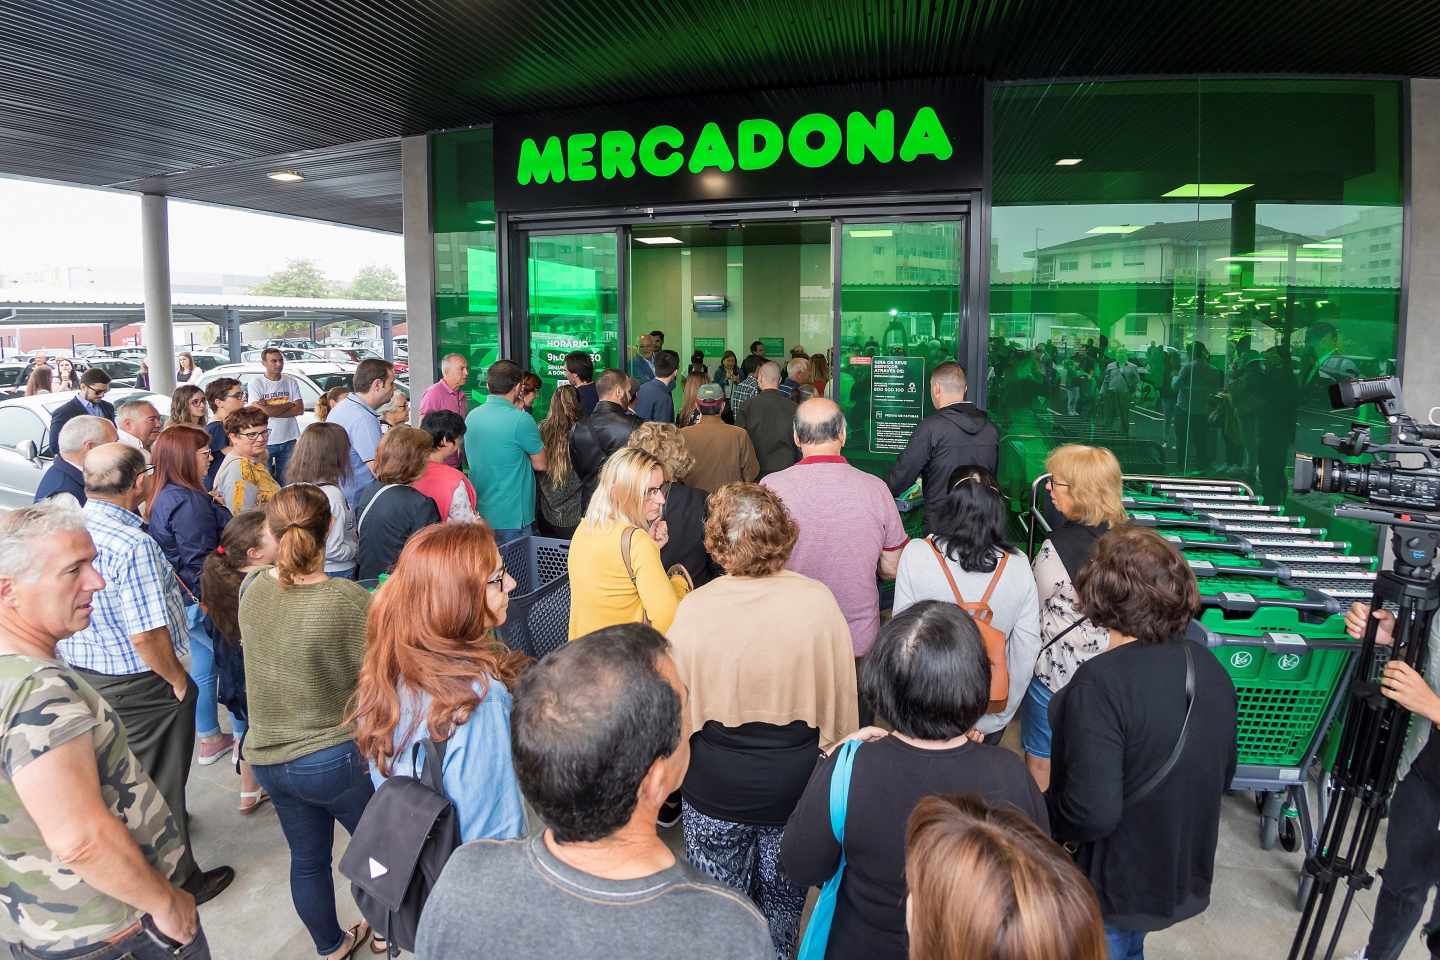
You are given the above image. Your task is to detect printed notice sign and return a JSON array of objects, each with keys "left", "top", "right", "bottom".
[
  {"left": 693, "top": 337, "right": 726, "bottom": 357},
  {"left": 870, "top": 356, "right": 925, "bottom": 455}
]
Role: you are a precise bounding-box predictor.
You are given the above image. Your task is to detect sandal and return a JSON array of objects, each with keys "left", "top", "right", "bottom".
[
  {"left": 369, "top": 935, "right": 390, "bottom": 955},
  {"left": 326, "top": 922, "right": 371, "bottom": 960},
  {"left": 238, "top": 788, "right": 269, "bottom": 815}
]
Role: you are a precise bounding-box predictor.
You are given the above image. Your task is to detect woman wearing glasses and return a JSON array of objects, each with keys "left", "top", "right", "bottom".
[
  {"left": 1020, "top": 444, "right": 1127, "bottom": 790},
  {"left": 892, "top": 464, "right": 1041, "bottom": 746},
  {"left": 203, "top": 377, "right": 245, "bottom": 488},
  {"left": 169, "top": 383, "right": 208, "bottom": 427},
  {"left": 352, "top": 523, "right": 530, "bottom": 844},
  {"left": 214, "top": 405, "right": 281, "bottom": 513},
  {"left": 566, "top": 447, "right": 691, "bottom": 639}
]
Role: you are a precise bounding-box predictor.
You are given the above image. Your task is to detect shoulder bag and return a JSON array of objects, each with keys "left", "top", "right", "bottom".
[
  {"left": 357, "top": 484, "right": 400, "bottom": 536},
  {"left": 795, "top": 738, "right": 861, "bottom": 960},
  {"left": 926, "top": 538, "right": 1011, "bottom": 712},
  {"left": 1127, "top": 643, "right": 1196, "bottom": 807},
  {"left": 620, "top": 526, "right": 693, "bottom": 628}
]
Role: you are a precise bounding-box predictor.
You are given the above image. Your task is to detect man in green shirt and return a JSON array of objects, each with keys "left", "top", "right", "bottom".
[
  {"left": 0, "top": 501, "right": 204, "bottom": 958},
  {"left": 465, "top": 359, "right": 548, "bottom": 543}
]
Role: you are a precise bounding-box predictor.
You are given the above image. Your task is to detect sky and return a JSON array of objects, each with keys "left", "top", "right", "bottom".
[{"left": 0, "top": 177, "right": 404, "bottom": 289}]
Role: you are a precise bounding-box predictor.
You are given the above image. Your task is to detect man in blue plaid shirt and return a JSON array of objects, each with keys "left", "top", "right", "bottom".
[
  {"left": 58, "top": 443, "right": 235, "bottom": 906},
  {"left": 727, "top": 354, "right": 765, "bottom": 419}
]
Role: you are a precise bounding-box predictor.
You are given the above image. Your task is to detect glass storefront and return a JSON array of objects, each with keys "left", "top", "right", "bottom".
[
  {"left": 433, "top": 127, "right": 500, "bottom": 410},
  {"left": 525, "top": 231, "right": 620, "bottom": 419},
  {"left": 987, "top": 79, "right": 1404, "bottom": 545}
]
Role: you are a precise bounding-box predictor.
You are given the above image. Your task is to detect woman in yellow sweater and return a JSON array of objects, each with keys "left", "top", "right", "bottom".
[{"left": 567, "top": 447, "right": 690, "bottom": 638}]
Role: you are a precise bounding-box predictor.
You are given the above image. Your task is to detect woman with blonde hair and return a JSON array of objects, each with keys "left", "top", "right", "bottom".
[
  {"left": 1019, "top": 443, "right": 1127, "bottom": 790},
  {"left": 170, "top": 383, "right": 207, "bottom": 426},
  {"left": 240, "top": 484, "right": 376, "bottom": 958},
  {"left": 668, "top": 482, "right": 857, "bottom": 959},
  {"left": 353, "top": 523, "right": 531, "bottom": 843},
  {"left": 566, "top": 446, "right": 690, "bottom": 638},
  {"left": 626, "top": 420, "right": 717, "bottom": 586},
  {"left": 354, "top": 425, "right": 441, "bottom": 580},
  {"left": 677, "top": 371, "right": 707, "bottom": 427},
  {"left": 905, "top": 794, "right": 1106, "bottom": 960},
  {"left": 537, "top": 383, "right": 583, "bottom": 538}
]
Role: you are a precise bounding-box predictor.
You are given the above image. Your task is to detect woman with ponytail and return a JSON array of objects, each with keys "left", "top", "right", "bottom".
[
  {"left": 352, "top": 523, "right": 531, "bottom": 842},
  {"left": 199, "top": 510, "right": 277, "bottom": 813},
  {"left": 239, "top": 484, "right": 377, "bottom": 958}
]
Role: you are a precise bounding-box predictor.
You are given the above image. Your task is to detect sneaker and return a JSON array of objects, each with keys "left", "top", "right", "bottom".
[
  {"left": 197, "top": 734, "right": 234, "bottom": 766},
  {"left": 657, "top": 797, "right": 683, "bottom": 829},
  {"left": 184, "top": 865, "right": 236, "bottom": 906}
]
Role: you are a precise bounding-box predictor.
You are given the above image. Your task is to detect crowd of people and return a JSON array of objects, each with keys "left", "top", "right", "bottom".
[{"left": 3, "top": 341, "right": 1437, "bottom": 960}]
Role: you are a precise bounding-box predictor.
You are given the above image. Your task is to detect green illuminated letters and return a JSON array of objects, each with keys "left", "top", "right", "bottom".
[
  {"left": 688, "top": 121, "right": 736, "bottom": 174},
  {"left": 566, "top": 132, "right": 597, "bottom": 181},
  {"left": 516, "top": 135, "right": 566, "bottom": 185},
  {"left": 639, "top": 125, "right": 685, "bottom": 177},
  {"left": 846, "top": 109, "right": 895, "bottom": 164},
  {"left": 737, "top": 118, "right": 783, "bottom": 171},
  {"left": 787, "top": 113, "right": 843, "bottom": 168},
  {"left": 898, "top": 106, "right": 953, "bottom": 162},
  {"left": 600, "top": 129, "right": 637, "bottom": 179}
]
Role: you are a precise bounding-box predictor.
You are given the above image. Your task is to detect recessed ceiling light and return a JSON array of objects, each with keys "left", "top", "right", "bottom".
[
  {"left": 475, "top": 219, "right": 495, "bottom": 226},
  {"left": 1055, "top": 158, "right": 1083, "bottom": 166},
  {"left": 635, "top": 236, "right": 683, "bottom": 245},
  {"left": 1303, "top": 240, "right": 1342, "bottom": 249},
  {"left": 267, "top": 171, "right": 304, "bottom": 182},
  {"left": 1162, "top": 182, "right": 1253, "bottom": 198},
  {"left": 848, "top": 229, "right": 893, "bottom": 238},
  {"left": 1086, "top": 225, "right": 1144, "bottom": 234}
]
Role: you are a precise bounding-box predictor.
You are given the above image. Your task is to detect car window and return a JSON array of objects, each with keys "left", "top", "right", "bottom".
[
  {"left": 0, "top": 407, "right": 46, "bottom": 452},
  {"left": 0, "top": 368, "right": 23, "bottom": 389},
  {"left": 309, "top": 373, "right": 353, "bottom": 392}
]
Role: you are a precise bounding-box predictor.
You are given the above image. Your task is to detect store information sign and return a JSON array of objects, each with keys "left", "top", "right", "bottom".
[
  {"left": 693, "top": 337, "right": 727, "bottom": 357},
  {"left": 532, "top": 331, "right": 601, "bottom": 382},
  {"left": 870, "top": 356, "right": 925, "bottom": 454},
  {"left": 758, "top": 337, "right": 786, "bottom": 359}
]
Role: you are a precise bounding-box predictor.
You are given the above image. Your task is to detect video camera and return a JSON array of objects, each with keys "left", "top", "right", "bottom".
[{"left": 1292, "top": 376, "right": 1440, "bottom": 512}]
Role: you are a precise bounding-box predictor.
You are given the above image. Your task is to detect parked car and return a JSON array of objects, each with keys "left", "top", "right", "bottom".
[
  {"left": 241, "top": 348, "right": 328, "bottom": 363},
  {"left": 0, "top": 388, "right": 170, "bottom": 510},
  {"left": 310, "top": 346, "right": 408, "bottom": 374},
  {"left": 0, "top": 363, "right": 27, "bottom": 400}
]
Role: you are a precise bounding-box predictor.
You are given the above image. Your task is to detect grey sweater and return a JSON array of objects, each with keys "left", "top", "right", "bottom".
[{"left": 415, "top": 833, "right": 772, "bottom": 960}]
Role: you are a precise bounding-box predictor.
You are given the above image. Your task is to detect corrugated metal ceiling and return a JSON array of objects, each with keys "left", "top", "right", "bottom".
[{"left": 1, "top": 0, "right": 1437, "bottom": 232}]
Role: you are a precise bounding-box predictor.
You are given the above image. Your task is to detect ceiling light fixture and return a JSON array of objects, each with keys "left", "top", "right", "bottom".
[
  {"left": 635, "top": 236, "right": 683, "bottom": 245},
  {"left": 267, "top": 170, "right": 304, "bottom": 182},
  {"left": 1162, "top": 182, "right": 1253, "bottom": 198},
  {"left": 1303, "top": 240, "right": 1343, "bottom": 249},
  {"left": 848, "top": 229, "right": 893, "bottom": 238},
  {"left": 475, "top": 219, "right": 495, "bottom": 226},
  {"left": 1086, "top": 225, "right": 1144, "bottom": 235},
  {"left": 1055, "top": 158, "right": 1084, "bottom": 166}
]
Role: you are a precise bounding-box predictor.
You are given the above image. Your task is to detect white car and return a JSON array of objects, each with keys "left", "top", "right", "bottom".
[{"left": 0, "top": 389, "right": 172, "bottom": 510}]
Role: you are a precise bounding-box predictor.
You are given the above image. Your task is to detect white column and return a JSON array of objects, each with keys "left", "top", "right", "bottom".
[
  {"left": 402, "top": 135, "right": 436, "bottom": 417},
  {"left": 141, "top": 194, "right": 176, "bottom": 397}
]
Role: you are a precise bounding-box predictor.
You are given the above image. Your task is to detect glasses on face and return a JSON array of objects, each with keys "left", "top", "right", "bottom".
[
  {"left": 189, "top": 397, "right": 206, "bottom": 407},
  {"left": 141, "top": 464, "right": 156, "bottom": 476},
  {"left": 486, "top": 566, "right": 508, "bottom": 587},
  {"left": 1047, "top": 478, "right": 1071, "bottom": 490},
  {"left": 224, "top": 391, "right": 244, "bottom": 402},
  {"left": 238, "top": 429, "right": 271, "bottom": 440},
  {"left": 645, "top": 485, "right": 666, "bottom": 501},
  {"left": 86, "top": 387, "right": 109, "bottom": 399}
]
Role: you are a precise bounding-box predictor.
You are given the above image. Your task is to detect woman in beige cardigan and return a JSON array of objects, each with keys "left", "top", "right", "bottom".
[{"left": 666, "top": 482, "right": 857, "bottom": 960}]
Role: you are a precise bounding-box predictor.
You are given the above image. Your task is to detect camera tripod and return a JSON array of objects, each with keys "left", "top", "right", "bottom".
[{"left": 1289, "top": 508, "right": 1440, "bottom": 960}]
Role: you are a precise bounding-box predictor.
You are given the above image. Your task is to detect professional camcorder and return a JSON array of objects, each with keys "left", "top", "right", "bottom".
[{"left": 1292, "top": 376, "right": 1440, "bottom": 511}]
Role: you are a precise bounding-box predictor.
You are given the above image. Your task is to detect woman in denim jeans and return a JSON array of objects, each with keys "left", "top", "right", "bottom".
[{"left": 239, "top": 486, "right": 378, "bottom": 959}]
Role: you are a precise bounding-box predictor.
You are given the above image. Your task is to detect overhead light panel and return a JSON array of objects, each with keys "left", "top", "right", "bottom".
[
  {"left": 1055, "top": 158, "right": 1084, "bottom": 166},
  {"left": 1303, "top": 240, "right": 1343, "bottom": 249},
  {"left": 1086, "top": 225, "right": 1144, "bottom": 234},
  {"left": 475, "top": 219, "right": 495, "bottom": 226},
  {"left": 635, "top": 236, "right": 683, "bottom": 245},
  {"left": 848, "top": 229, "right": 894, "bottom": 238},
  {"left": 1163, "top": 182, "right": 1253, "bottom": 198},
  {"left": 267, "top": 170, "right": 304, "bottom": 182}
]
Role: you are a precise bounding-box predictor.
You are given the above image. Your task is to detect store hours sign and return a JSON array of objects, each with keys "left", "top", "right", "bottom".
[{"left": 870, "top": 356, "right": 925, "bottom": 455}]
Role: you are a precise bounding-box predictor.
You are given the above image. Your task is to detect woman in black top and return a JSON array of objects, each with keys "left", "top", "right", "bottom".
[
  {"left": 354, "top": 426, "right": 441, "bottom": 580},
  {"left": 625, "top": 421, "right": 718, "bottom": 586},
  {"left": 782, "top": 601, "right": 1047, "bottom": 960},
  {"left": 1048, "top": 526, "right": 1237, "bottom": 959}
]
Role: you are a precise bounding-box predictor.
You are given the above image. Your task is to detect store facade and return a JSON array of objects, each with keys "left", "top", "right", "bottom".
[{"left": 430, "top": 76, "right": 1406, "bottom": 538}]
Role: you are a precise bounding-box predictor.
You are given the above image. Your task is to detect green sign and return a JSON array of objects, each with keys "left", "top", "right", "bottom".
[
  {"left": 531, "top": 331, "right": 602, "bottom": 383},
  {"left": 870, "top": 356, "right": 925, "bottom": 454},
  {"left": 693, "top": 337, "right": 727, "bottom": 357},
  {"left": 756, "top": 337, "right": 785, "bottom": 359},
  {"left": 515, "top": 108, "right": 954, "bottom": 187}
]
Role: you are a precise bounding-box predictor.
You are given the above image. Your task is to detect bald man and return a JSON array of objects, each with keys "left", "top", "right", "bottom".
[
  {"left": 736, "top": 361, "right": 798, "bottom": 478},
  {"left": 886, "top": 361, "right": 998, "bottom": 531},
  {"left": 762, "top": 398, "right": 907, "bottom": 664}
]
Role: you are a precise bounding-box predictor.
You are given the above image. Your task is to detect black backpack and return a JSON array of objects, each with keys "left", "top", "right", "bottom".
[{"left": 338, "top": 739, "right": 460, "bottom": 955}]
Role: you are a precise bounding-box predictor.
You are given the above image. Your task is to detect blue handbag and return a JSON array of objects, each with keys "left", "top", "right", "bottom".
[{"left": 795, "top": 738, "right": 861, "bottom": 960}]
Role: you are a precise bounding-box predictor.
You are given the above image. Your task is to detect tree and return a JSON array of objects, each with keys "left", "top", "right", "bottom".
[
  {"left": 347, "top": 264, "right": 404, "bottom": 301},
  {"left": 251, "top": 259, "right": 332, "bottom": 298}
]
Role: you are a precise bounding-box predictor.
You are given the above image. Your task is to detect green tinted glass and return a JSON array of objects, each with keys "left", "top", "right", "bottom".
[
  {"left": 433, "top": 127, "right": 499, "bottom": 411},
  {"left": 527, "top": 232, "right": 620, "bottom": 419}
]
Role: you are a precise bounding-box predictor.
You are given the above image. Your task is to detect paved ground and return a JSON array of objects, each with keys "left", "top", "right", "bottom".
[{"left": 188, "top": 731, "right": 1433, "bottom": 959}]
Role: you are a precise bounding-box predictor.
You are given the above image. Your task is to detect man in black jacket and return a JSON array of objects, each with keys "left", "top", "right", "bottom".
[
  {"left": 885, "top": 362, "right": 997, "bottom": 531},
  {"left": 736, "top": 361, "right": 799, "bottom": 478},
  {"left": 571, "top": 368, "right": 643, "bottom": 510},
  {"left": 46, "top": 367, "right": 115, "bottom": 456}
]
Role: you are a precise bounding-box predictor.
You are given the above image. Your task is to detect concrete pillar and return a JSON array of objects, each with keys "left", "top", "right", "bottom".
[
  {"left": 380, "top": 312, "right": 394, "bottom": 361},
  {"left": 402, "top": 134, "right": 437, "bottom": 408},
  {"left": 1405, "top": 79, "right": 1440, "bottom": 419},
  {"left": 223, "top": 307, "right": 243, "bottom": 363},
  {"left": 141, "top": 194, "right": 176, "bottom": 396}
]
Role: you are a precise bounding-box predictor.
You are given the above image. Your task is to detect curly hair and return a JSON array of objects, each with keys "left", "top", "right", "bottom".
[
  {"left": 222, "top": 405, "right": 268, "bottom": 438},
  {"left": 1076, "top": 526, "right": 1198, "bottom": 645},
  {"left": 626, "top": 421, "right": 695, "bottom": 483},
  {"left": 702, "top": 482, "right": 798, "bottom": 577}
]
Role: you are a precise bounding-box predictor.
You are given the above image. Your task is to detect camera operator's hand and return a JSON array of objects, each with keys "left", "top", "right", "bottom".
[
  {"left": 1344, "top": 602, "right": 1396, "bottom": 646},
  {"left": 1379, "top": 661, "right": 1440, "bottom": 726}
]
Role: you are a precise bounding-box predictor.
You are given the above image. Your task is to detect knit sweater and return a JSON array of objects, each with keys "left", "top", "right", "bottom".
[{"left": 238, "top": 572, "right": 371, "bottom": 765}]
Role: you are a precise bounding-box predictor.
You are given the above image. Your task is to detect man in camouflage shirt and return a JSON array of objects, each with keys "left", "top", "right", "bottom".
[{"left": 0, "top": 501, "right": 208, "bottom": 959}]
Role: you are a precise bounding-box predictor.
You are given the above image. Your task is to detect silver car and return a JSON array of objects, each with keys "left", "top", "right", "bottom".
[{"left": 0, "top": 389, "right": 172, "bottom": 510}]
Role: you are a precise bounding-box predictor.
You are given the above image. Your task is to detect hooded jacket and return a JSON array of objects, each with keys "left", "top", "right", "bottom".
[
  {"left": 885, "top": 402, "right": 999, "bottom": 527},
  {"left": 570, "top": 400, "right": 643, "bottom": 510}
]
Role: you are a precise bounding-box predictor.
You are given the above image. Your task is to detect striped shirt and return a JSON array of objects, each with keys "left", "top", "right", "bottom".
[
  {"left": 59, "top": 499, "right": 188, "bottom": 676},
  {"left": 728, "top": 376, "right": 759, "bottom": 416}
]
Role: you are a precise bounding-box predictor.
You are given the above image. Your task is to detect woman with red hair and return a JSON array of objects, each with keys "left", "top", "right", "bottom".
[
  {"left": 352, "top": 523, "right": 531, "bottom": 842},
  {"left": 147, "top": 424, "right": 235, "bottom": 766}
]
